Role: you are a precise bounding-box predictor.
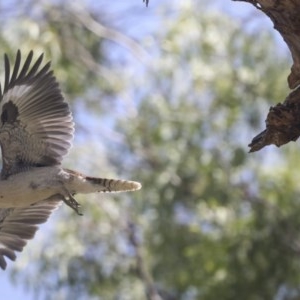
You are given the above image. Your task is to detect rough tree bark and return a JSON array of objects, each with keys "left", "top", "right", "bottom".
[{"left": 233, "top": 0, "right": 300, "bottom": 152}]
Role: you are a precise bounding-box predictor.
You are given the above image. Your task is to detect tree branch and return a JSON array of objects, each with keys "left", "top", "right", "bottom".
[
  {"left": 71, "top": 3, "right": 150, "bottom": 64},
  {"left": 126, "top": 221, "right": 163, "bottom": 300},
  {"left": 233, "top": 0, "right": 300, "bottom": 151}
]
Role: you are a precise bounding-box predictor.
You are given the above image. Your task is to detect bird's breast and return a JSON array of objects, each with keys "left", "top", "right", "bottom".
[{"left": 0, "top": 166, "right": 68, "bottom": 208}]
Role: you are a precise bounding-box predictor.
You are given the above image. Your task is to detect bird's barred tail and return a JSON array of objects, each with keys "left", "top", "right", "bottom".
[
  {"left": 63, "top": 170, "right": 141, "bottom": 214},
  {"left": 86, "top": 176, "right": 142, "bottom": 193},
  {"left": 65, "top": 169, "right": 142, "bottom": 195}
]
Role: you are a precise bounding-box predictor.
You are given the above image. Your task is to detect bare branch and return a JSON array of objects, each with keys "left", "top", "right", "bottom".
[
  {"left": 71, "top": 3, "right": 150, "bottom": 64},
  {"left": 126, "top": 221, "right": 163, "bottom": 300},
  {"left": 234, "top": 0, "right": 300, "bottom": 151}
]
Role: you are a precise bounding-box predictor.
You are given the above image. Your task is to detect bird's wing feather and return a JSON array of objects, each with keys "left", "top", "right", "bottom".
[
  {"left": 0, "top": 198, "right": 61, "bottom": 270},
  {"left": 0, "top": 50, "right": 74, "bottom": 177}
]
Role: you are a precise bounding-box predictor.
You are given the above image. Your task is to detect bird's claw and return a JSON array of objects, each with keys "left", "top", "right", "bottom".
[{"left": 62, "top": 188, "right": 83, "bottom": 216}]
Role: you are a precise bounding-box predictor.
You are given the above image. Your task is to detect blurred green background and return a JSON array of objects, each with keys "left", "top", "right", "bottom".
[{"left": 1, "top": 0, "right": 299, "bottom": 299}]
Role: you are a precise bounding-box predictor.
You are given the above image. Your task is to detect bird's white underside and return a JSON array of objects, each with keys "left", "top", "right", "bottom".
[
  {"left": 0, "top": 166, "right": 141, "bottom": 208},
  {"left": 0, "top": 166, "right": 66, "bottom": 207}
]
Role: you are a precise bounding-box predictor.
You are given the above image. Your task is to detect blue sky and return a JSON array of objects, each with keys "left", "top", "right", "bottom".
[
  {"left": 1, "top": 269, "right": 30, "bottom": 299},
  {"left": 1, "top": 0, "right": 286, "bottom": 299}
]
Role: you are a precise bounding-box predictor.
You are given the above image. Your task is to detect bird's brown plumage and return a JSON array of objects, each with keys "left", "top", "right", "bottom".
[
  {"left": 0, "top": 50, "right": 74, "bottom": 177},
  {"left": 0, "top": 51, "right": 141, "bottom": 270},
  {"left": 0, "top": 51, "right": 74, "bottom": 270}
]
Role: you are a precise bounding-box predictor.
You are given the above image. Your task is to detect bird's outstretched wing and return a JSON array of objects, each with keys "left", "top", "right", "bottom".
[
  {"left": 0, "top": 198, "right": 61, "bottom": 270},
  {"left": 0, "top": 51, "right": 72, "bottom": 269},
  {"left": 0, "top": 50, "right": 74, "bottom": 177}
]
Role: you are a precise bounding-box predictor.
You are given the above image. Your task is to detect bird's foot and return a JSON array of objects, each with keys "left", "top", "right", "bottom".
[{"left": 62, "top": 188, "right": 83, "bottom": 216}]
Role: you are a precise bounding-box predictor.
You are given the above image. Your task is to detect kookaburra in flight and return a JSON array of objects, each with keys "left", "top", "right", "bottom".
[{"left": 0, "top": 50, "right": 141, "bottom": 270}]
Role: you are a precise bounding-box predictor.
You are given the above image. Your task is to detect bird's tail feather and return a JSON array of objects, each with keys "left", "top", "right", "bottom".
[
  {"left": 65, "top": 169, "right": 141, "bottom": 194},
  {"left": 85, "top": 176, "right": 142, "bottom": 193}
]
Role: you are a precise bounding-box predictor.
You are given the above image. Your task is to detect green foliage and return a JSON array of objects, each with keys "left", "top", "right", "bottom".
[
  {"left": 4, "top": 1, "right": 300, "bottom": 300},
  {"left": 0, "top": 0, "right": 126, "bottom": 110},
  {"left": 117, "top": 2, "right": 299, "bottom": 300}
]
